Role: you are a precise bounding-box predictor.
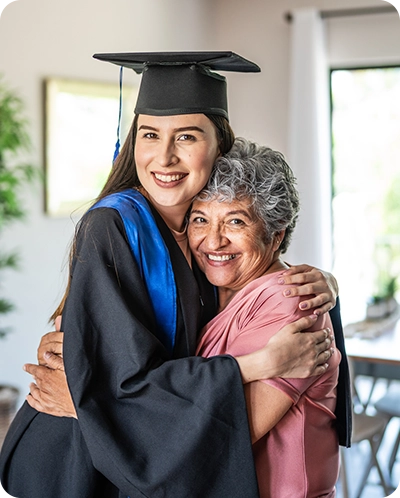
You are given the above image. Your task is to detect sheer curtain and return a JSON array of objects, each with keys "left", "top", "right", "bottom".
[{"left": 285, "top": 8, "right": 332, "bottom": 271}]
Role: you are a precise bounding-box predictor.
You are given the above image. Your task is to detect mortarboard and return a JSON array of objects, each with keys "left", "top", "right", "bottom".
[{"left": 93, "top": 51, "right": 260, "bottom": 120}]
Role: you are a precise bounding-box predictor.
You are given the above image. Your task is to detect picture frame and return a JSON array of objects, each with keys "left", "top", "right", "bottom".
[{"left": 44, "top": 77, "right": 138, "bottom": 217}]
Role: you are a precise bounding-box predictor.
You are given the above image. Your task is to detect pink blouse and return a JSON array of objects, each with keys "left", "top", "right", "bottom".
[{"left": 196, "top": 271, "right": 340, "bottom": 498}]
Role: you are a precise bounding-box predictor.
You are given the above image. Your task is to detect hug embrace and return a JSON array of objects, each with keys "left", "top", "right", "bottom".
[{"left": 0, "top": 51, "right": 351, "bottom": 498}]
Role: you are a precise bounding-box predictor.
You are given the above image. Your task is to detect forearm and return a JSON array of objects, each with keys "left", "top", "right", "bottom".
[
  {"left": 235, "top": 348, "right": 277, "bottom": 384},
  {"left": 234, "top": 315, "right": 334, "bottom": 384}
]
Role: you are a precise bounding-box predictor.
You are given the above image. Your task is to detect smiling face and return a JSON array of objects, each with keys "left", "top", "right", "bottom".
[
  {"left": 188, "top": 198, "right": 285, "bottom": 309},
  {"left": 134, "top": 114, "right": 220, "bottom": 228}
]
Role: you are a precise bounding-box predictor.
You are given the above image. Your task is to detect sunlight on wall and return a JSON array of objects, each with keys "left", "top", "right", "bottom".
[{"left": 45, "top": 78, "right": 138, "bottom": 217}]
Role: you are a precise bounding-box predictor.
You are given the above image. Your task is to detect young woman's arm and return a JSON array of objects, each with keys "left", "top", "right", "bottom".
[
  {"left": 279, "top": 264, "right": 338, "bottom": 315},
  {"left": 235, "top": 314, "right": 333, "bottom": 384}
]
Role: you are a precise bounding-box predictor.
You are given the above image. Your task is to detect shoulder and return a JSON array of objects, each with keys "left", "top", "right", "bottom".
[
  {"left": 79, "top": 189, "right": 150, "bottom": 238},
  {"left": 91, "top": 189, "right": 150, "bottom": 218},
  {"left": 240, "top": 271, "right": 303, "bottom": 320},
  {"left": 78, "top": 206, "right": 126, "bottom": 242},
  {"left": 73, "top": 202, "right": 137, "bottom": 265}
]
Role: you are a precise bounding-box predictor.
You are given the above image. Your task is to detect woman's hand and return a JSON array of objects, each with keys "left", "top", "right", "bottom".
[
  {"left": 37, "top": 332, "right": 64, "bottom": 367},
  {"left": 26, "top": 316, "right": 75, "bottom": 417},
  {"left": 37, "top": 316, "right": 64, "bottom": 367},
  {"left": 24, "top": 354, "right": 77, "bottom": 418},
  {"left": 236, "top": 315, "right": 334, "bottom": 383},
  {"left": 279, "top": 264, "right": 338, "bottom": 315}
]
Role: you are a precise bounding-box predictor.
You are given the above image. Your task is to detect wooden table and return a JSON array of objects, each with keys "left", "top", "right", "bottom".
[
  {"left": 344, "top": 312, "right": 400, "bottom": 409},
  {"left": 344, "top": 310, "right": 400, "bottom": 376}
]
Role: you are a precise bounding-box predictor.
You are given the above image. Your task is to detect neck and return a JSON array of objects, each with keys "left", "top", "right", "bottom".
[
  {"left": 139, "top": 188, "right": 189, "bottom": 232},
  {"left": 217, "top": 256, "right": 288, "bottom": 312},
  {"left": 217, "top": 288, "right": 238, "bottom": 313},
  {"left": 155, "top": 203, "right": 189, "bottom": 232}
]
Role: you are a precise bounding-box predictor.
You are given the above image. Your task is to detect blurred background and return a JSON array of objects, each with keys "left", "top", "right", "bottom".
[{"left": 0, "top": 0, "right": 399, "bottom": 496}]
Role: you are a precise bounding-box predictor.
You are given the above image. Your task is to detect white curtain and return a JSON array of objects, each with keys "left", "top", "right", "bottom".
[{"left": 285, "top": 8, "right": 332, "bottom": 271}]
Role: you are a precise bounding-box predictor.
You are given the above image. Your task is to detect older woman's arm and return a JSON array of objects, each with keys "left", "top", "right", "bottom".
[{"left": 244, "top": 381, "right": 292, "bottom": 443}]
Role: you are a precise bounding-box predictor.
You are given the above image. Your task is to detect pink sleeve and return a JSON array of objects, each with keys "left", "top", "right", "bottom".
[{"left": 225, "top": 281, "right": 336, "bottom": 405}]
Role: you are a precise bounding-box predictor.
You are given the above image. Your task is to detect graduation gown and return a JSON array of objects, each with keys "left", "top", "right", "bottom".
[
  {"left": 0, "top": 190, "right": 259, "bottom": 498},
  {"left": 329, "top": 297, "right": 352, "bottom": 448}
]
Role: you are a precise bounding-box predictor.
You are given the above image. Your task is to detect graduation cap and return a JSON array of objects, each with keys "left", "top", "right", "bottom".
[{"left": 93, "top": 51, "right": 261, "bottom": 120}]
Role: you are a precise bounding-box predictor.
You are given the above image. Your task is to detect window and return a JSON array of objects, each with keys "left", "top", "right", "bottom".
[{"left": 331, "top": 66, "right": 400, "bottom": 325}]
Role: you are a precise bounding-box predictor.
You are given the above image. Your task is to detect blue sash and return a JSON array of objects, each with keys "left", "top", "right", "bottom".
[{"left": 91, "top": 189, "right": 177, "bottom": 354}]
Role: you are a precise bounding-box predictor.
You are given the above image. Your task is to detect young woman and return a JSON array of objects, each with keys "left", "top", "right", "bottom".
[{"left": 0, "top": 52, "right": 339, "bottom": 498}]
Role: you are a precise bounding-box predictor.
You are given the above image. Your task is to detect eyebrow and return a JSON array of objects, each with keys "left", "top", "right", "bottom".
[
  {"left": 138, "top": 125, "right": 206, "bottom": 134},
  {"left": 190, "top": 208, "right": 253, "bottom": 220}
]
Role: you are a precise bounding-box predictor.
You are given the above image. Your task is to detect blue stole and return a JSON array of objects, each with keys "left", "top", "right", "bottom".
[{"left": 90, "top": 189, "right": 177, "bottom": 354}]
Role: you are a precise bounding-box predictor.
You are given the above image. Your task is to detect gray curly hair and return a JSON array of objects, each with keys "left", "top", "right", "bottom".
[{"left": 194, "top": 137, "right": 300, "bottom": 254}]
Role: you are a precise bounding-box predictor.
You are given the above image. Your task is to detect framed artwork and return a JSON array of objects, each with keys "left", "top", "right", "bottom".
[{"left": 44, "top": 78, "right": 138, "bottom": 216}]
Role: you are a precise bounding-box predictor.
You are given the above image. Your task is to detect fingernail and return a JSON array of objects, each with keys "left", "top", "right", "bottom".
[
  {"left": 278, "top": 278, "right": 285, "bottom": 285},
  {"left": 300, "top": 302, "right": 308, "bottom": 310},
  {"left": 330, "top": 348, "right": 335, "bottom": 354},
  {"left": 314, "top": 310, "right": 321, "bottom": 317},
  {"left": 23, "top": 365, "right": 26, "bottom": 371},
  {"left": 44, "top": 351, "right": 51, "bottom": 359},
  {"left": 284, "top": 289, "right": 291, "bottom": 297}
]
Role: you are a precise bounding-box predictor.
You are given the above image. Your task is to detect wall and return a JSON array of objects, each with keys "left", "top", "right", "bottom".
[
  {"left": 213, "top": 0, "right": 399, "bottom": 147},
  {"left": 0, "top": 0, "right": 217, "bottom": 404}
]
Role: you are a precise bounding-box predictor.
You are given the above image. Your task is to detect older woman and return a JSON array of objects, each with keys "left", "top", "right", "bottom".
[{"left": 191, "top": 138, "right": 342, "bottom": 497}]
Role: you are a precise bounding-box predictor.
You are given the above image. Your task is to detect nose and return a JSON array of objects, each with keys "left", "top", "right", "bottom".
[
  {"left": 155, "top": 139, "right": 178, "bottom": 168},
  {"left": 203, "top": 223, "right": 228, "bottom": 251}
]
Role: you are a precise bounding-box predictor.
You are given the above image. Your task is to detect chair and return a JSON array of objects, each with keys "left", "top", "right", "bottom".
[
  {"left": 339, "top": 412, "right": 391, "bottom": 498},
  {"left": 374, "top": 388, "right": 400, "bottom": 485},
  {"left": 338, "top": 358, "right": 392, "bottom": 498}
]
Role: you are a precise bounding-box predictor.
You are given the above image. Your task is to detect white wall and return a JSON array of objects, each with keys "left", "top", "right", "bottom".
[
  {"left": 327, "top": 11, "right": 400, "bottom": 66},
  {"left": 0, "top": 0, "right": 218, "bottom": 405},
  {"left": 213, "top": 0, "right": 399, "bottom": 147},
  {"left": 0, "top": 0, "right": 398, "bottom": 406}
]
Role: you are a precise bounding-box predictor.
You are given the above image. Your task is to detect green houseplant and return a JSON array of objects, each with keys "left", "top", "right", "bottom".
[
  {"left": 0, "top": 76, "right": 37, "bottom": 335},
  {"left": 0, "top": 75, "right": 38, "bottom": 444},
  {"left": 366, "top": 242, "right": 399, "bottom": 320}
]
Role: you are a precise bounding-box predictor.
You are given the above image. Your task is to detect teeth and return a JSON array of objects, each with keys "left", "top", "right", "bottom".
[
  {"left": 208, "top": 254, "right": 236, "bottom": 261},
  {"left": 154, "top": 173, "right": 185, "bottom": 183}
]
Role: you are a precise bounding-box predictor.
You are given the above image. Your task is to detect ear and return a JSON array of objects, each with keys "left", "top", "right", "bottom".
[{"left": 275, "top": 229, "right": 286, "bottom": 249}]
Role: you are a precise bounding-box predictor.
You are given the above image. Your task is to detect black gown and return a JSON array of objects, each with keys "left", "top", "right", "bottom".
[{"left": 0, "top": 192, "right": 259, "bottom": 498}]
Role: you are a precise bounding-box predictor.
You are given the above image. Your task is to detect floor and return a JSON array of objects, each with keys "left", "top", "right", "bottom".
[{"left": 336, "top": 377, "right": 400, "bottom": 498}]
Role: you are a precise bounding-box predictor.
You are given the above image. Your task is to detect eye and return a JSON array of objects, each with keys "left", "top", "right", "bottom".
[
  {"left": 190, "top": 216, "right": 207, "bottom": 224},
  {"left": 177, "top": 134, "right": 196, "bottom": 142},
  {"left": 229, "top": 218, "right": 245, "bottom": 226},
  {"left": 141, "top": 132, "right": 158, "bottom": 139}
]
